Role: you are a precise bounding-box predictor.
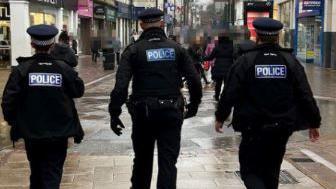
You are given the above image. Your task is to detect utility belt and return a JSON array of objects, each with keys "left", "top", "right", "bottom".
[
  {"left": 126, "top": 96, "right": 185, "bottom": 118},
  {"left": 240, "top": 121, "right": 294, "bottom": 134}
]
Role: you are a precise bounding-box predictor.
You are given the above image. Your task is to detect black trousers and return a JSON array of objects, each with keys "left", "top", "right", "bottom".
[
  {"left": 130, "top": 106, "right": 183, "bottom": 189},
  {"left": 92, "top": 51, "right": 99, "bottom": 62},
  {"left": 25, "top": 138, "right": 68, "bottom": 189},
  {"left": 239, "top": 128, "right": 292, "bottom": 189}
]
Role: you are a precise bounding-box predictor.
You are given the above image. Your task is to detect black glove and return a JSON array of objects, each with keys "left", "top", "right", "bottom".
[
  {"left": 184, "top": 103, "right": 199, "bottom": 119},
  {"left": 74, "top": 135, "right": 83, "bottom": 144},
  {"left": 110, "top": 116, "right": 125, "bottom": 136}
]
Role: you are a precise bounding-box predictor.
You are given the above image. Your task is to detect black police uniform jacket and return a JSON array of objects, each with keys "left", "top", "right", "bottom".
[
  {"left": 109, "top": 27, "right": 202, "bottom": 116},
  {"left": 1, "top": 54, "right": 85, "bottom": 141},
  {"left": 215, "top": 44, "right": 321, "bottom": 132}
]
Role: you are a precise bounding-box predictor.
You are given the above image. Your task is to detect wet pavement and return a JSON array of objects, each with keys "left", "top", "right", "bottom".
[{"left": 0, "top": 61, "right": 336, "bottom": 188}]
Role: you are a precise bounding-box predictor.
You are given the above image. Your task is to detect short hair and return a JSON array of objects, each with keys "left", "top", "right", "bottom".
[
  {"left": 257, "top": 34, "right": 279, "bottom": 44},
  {"left": 32, "top": 43, "right": 53, "bottom": 52},
  {"left": 140, "top": 20, "right": 162, "bottom": 30}
]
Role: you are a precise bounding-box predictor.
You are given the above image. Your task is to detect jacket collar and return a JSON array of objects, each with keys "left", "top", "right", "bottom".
[
  {"left": 255, "top": 43, "right": 293, "bottom": 53},
  {"left": 139, "top": 27, "right": 167, "bottom": 41}
]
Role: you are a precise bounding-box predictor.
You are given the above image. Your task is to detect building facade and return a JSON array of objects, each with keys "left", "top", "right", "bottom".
[
  {"left": 0, "top": 0, "right": 10, "bottom": 69},
  {"left": 8, "top": 0, "right": 79, "bottom": 67},
  {"left": 116, "top": 0, "right": 133, "bottom": 48},
  {"left": 291, "top": 0, "right": 336, "bottom": 69}
]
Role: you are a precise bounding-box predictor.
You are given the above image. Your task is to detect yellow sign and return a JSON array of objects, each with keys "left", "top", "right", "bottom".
[{"left": 306, "top": 50, "right": 315, "bottom": 59}]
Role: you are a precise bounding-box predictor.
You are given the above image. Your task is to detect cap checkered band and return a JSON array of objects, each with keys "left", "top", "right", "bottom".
[
  {"left": 31, "top": 38, "right": 55, "bottom": 46},
  {"left": 255, "top": 29, "right": 280, "bottom": 36},
  {"left": 142, "top": 17, "right": 162, "bottom": 23}
]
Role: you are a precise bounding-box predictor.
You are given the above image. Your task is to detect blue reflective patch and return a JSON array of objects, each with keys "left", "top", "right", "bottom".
[
  {"left": 146, "top": 48, "right": 176, "bottom": 62},
  {"left": 29, "top": 73, "right": 62, "bottom": 87},
  {"left": 255, "top": 65, "right": 287, "bottom": 79}
]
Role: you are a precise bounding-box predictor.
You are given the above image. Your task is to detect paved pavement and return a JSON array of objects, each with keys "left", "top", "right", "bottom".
[
  {"left": 0, "top": 60, "right": 336, "bottom": 188},
  {"left": 0, "top": 70, "right": 10, "bottom": 100}
]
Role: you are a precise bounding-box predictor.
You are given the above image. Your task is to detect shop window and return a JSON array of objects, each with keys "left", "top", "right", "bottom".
[
  {"left": 279, "top": 1, "right": 293, "bottom": 48},
  {"left": 44, "top": 14, "right": 56, "bottom": 25},
  {"left": 297, "top": 16, "right": 322, "bottom": 64},
  {"left": 0, "top": 20, "right": 10, "bottom": 68},
  {"left": 30, "top": 12, "right": 56, "bottom": 25}
]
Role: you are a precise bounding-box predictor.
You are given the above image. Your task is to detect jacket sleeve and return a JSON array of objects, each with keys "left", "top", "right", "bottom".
[
  {"left": 1, "top": 67, "right": 23, "bottom": 126},
  {"left": 63, "top": 66, "right": 85, "bottom": 98},
  {"left": 109, "top": 47, "right": 133, "bottom": 117},
  {"left": 292, "top": 61, "right": 321, "bottom": 128},
  {"left": 215, "top": 56, "right": 246, "bottom": 122},
  {"left": 68, "top": 49, "right": 78, "bottom": 67},
  {"left": 179, "top": 48, "right": 202, "bottom": 105}
]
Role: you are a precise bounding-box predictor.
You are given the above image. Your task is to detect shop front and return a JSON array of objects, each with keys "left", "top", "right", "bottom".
[
  {"left": 278, "top": 0, "right": 294, "bottom": 48},
  {"left": 117, "top": 1, "right": 132, "bottom": 47},
  {"left": 0, "top": 1, "right": 10, "bottom": 69},
  {"left": 29, "top": 0, "right": 62, "bottom": 26},
  {"left": 77, "top": 0, "right": 93, "bottom": 54},
  {"left": 133, "top": 6, "right": 145, "bottom": 32},
  {"left": 93, "top": 3, "right": 105, "bottom": 38},
  {"left": 295, "top": 0, "right": 324, "bottom": 65},
  {"left": 243, "top": 1, "right": 274, "bottom": 41},
  {"left": 62, "top": 0, "right": 78, "bottom": 34},
  {"left": 105, "top": 6, "right": 117, "bottom": 38}
]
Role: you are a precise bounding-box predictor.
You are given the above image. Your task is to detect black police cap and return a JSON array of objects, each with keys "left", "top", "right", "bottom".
[
  {"left": 253, "top": 17, "right": 283, "bottom": 36},
  {"left": 138, "top": 8, "right": 164, "bottom": 23},
  {"left": 27, "top": 24, "right": 59, "bottom": 46}
]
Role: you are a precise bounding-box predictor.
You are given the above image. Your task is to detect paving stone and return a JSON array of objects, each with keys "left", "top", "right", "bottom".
[
  {"left": 93, "top": 182, "right": 131, "bottom": 189},
  {"left": 177, "top": 179, "right": 218, "bottom": 188},
  {"left": 73, "top": 173, "right": 94, "bottom": 183},
  {"left": 203, "top": 163, "right": 239, "bottom": 172}
]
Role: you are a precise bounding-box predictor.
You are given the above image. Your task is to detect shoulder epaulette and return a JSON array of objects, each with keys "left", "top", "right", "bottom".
[
  {"left": 16, "top": 56, "right": 34, "bottom": 65},
  {"left": 279, "top": 47, "right": 294, "bottom": 53}
]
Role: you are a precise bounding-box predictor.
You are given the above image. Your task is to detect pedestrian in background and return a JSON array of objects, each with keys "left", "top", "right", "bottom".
[
  {"left": 91, "top": 38, "right": 100, "bottom": 63},
  {"left": 188, "top": 40, "right": 210, "bottom": 85},
  {"left": 203, "top": 36, "right": 216, "bottom": 80},
  {"left": 203, "top": 34, "right": 234, "bottom": 101},
  {"left": 50, "top": 31, "right": 78, "bottom": 67},
  {"left": 113, "top": 37, "right": 122, "bottom": 65},
  {"left": 233, "top": 30, "right": 256, "bottom": 60},
  {"left": 109, "top": 8, "right": 202, "bottom": 189},
  {"left": 215, "top": 18, "right": 321, "bottom": 189},
  {"left": 71, "top": 35, "right": 78, "bottom": 55},
  {"left": 1, "top": 24, "right": 85, "bottom": 189}
]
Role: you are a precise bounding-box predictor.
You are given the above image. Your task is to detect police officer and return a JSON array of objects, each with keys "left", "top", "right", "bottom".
[
  {"left": 214, "top": 18, "right": 321, "bottom": 189},
  {"left": 1, "top": 25, "right": 85, "bottom": 189},
  {"left": 109, "top": 8, "right": 202, "bottom": 189}
]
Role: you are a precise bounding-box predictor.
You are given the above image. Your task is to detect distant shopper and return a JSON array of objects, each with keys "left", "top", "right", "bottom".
[
  {"left": 71, "top": 36, "right": 78, "bottom": 55},
  {"left": 188, "top": 41, "right": 210, "bottom": 84},
  {"left": 50, "top": 31, "right": 78, "bottom": 67},
  {"left": 203, "top": 36, "right": 216, "bottom": 76},
  {"left": 91, "top": 38, "right": 100, "bottom": 63},
  {"left": 113, "top": 37, "right": 122, "bottom": 65},
  {"left": 233, "top": 30, "right": 256, "bottom": 60},
  {"left": 204, "top": 34, "right": 234, "bottom": 101}
]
